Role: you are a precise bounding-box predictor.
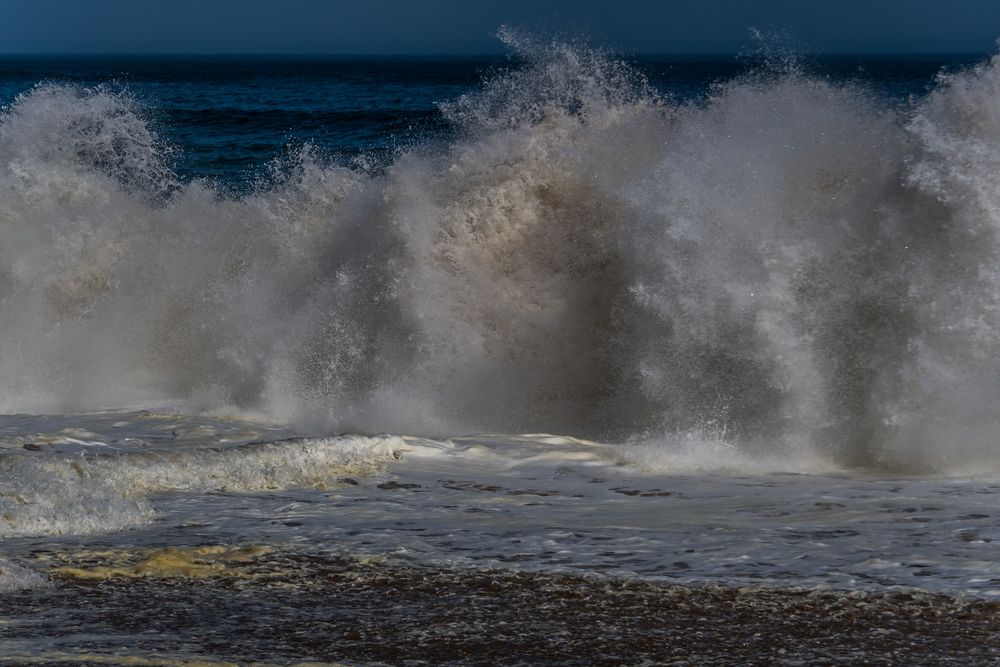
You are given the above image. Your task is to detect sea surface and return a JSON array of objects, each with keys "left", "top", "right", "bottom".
[{"left": 2, "top": 34, "right": 1000, "bottom": 664}]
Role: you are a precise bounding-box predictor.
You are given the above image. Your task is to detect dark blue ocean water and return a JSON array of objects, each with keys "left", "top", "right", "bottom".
[{"left": 0, "top": 54, "right": 985, "bottom": 186}]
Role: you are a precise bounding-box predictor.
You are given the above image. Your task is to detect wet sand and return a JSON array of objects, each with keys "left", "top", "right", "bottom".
[{"left": 2, "top": 552, "right": 998, "bottom": 666}]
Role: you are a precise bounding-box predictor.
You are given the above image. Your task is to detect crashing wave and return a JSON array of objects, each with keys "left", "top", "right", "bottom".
[{"left": 3, "top": 34, "right": 1000, "bottom": 472}]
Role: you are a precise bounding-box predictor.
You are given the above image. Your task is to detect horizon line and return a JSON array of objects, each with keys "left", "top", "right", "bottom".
[{"left": 0, "top": 49, "right": 993, "bottom": 57}]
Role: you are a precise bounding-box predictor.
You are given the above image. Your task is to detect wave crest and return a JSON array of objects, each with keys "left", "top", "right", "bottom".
[{"left": 3, "top": 40, "right": 1000, "bottom": 473}]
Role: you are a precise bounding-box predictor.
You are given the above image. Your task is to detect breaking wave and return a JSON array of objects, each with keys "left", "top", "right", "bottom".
[
  {"left": 0, "top": 435, "right": 403, "bottom": 539},
  {"left": 4, "top": 32, "right": 1000, "bottom": 472}
]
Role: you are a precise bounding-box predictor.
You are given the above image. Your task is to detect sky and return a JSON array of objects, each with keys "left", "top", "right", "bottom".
[{"left": 1, "top": 0, "right": 999, "bottom": 55}]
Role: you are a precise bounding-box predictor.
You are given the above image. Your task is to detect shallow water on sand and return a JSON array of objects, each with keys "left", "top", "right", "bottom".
[{"left": 1, "top": 412, "right": 999, "bottom": 664}]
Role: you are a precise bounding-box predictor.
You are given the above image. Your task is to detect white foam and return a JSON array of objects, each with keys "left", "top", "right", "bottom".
[
  {"left": 0, "top": 435, "right": 404, "bottom": 538},
  {"left": 613, "top": 430, "right": 840, "bottom": 475},
  {"left": 0, "top": 557, "right": 47, "bottom": 591}
]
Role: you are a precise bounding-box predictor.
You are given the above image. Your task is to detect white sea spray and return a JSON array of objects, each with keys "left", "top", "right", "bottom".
[{"left": 2, "top": 36, "right": 1000, "bottom": 473}]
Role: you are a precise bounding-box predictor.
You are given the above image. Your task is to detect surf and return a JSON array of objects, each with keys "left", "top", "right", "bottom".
[{"left": 2, "top": 32, "right": 1000, "bottom": 473}]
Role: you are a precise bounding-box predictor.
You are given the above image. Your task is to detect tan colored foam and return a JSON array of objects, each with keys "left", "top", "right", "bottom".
[{"left": 52, "top": 545, "right": 273, "bottom": 580}]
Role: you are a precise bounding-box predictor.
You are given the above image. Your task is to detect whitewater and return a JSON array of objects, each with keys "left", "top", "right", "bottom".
[{"left": 1, "top": 33, "right": 1000, "bottom": 665}]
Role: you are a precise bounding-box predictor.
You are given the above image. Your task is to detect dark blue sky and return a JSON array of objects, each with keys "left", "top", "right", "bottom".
[{"left": 1, "top": 0, "right": 999, "bottom": 54}]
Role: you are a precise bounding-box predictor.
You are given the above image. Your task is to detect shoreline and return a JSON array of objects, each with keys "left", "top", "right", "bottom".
[{"left": 3, "top": 553, "right": 999, "bottom": 665}]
